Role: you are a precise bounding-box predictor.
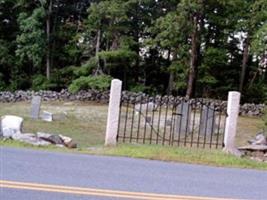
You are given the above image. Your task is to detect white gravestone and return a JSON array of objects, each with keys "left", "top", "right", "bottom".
[{"left": 1, "top": 115, "right": 23, "bottom": 138}]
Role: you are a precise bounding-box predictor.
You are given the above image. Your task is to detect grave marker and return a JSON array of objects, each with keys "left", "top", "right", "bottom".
[
  {"left": 200, "top": 105, "right": 215, "bottom": 135},
  {"left": 31, "top": 96, "right": 41, "bottom": 119},
  {"left": 175, "top": 101, "right": 191, "bottom": 138}
]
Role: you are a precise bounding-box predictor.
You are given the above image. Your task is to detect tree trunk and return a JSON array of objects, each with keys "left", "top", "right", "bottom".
[
  {"left": 46, "top": 0, "right": 52, "bottom": 80},
  {"left": 167, "top": 50, "right": 175, "bottom": 95},
  {"left": 239, "top": 37, "right": 250, "bottom": 92},
  {"left": 94, "top": 29, "right": 103, "bottom": 75},
  {"left": 186, "top": 15, "right": 198, "bottom": 98},
  {"left": 167, "top": 72, "right": 174, "bottom": 95},
  {"left": 95, "top": 29, "right": 101, "bottom": 56}
]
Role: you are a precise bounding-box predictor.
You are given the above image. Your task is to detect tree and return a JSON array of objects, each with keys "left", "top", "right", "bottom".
[
  {"left": 237, "top": 0, "right": 267, "bottom": 92},
  {"left": 16, "top": 7, "right": 46, "bottom": 70}
]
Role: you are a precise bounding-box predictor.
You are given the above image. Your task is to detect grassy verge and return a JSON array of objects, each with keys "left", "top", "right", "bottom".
[
  {"left": 88, "top": 144, "right": 267, "bottom": 170},
  {"left": 1, "top": 140, "right": 267, "bottom": 170}
]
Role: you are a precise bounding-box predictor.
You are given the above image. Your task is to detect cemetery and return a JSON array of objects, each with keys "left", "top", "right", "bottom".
[{"left": 0, "top": 81, "right": 267, "bottom": 163}]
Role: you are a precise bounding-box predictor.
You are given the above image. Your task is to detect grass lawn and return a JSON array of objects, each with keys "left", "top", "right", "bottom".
[
  {"left": 0, "top": 101, "right": 266, "bottom": 170},
  {"left": 0, "top": 101, "right": 108, "bottom": 147}
]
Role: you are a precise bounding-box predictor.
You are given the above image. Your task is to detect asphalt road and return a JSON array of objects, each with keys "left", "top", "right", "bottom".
[{"left": 0, "top": 147, "right": 267, "bottom": 200}]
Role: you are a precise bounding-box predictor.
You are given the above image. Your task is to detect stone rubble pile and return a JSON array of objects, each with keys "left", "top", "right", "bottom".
[
  {"left": 238, "top": 133, "right": 267, "bottom": 162},
  {"left": 0, "top": 115, "right": 77, "bottom": 148},
  {"left": 0, "top": 90, "right": 265, "bottom": 116}
]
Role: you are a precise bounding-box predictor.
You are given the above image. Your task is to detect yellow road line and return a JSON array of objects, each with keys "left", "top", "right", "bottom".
[{"left": 0, "top": 180, "right": 238, "bottom": 200}]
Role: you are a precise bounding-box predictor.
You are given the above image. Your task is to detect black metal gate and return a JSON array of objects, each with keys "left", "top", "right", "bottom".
[{"left": 117, "top": 95, "right": 227, "bottom": 148}]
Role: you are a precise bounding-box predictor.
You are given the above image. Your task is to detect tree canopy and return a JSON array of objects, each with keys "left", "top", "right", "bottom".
[{"left": 0, "top": 0, "right": 267, "bottom": 102}]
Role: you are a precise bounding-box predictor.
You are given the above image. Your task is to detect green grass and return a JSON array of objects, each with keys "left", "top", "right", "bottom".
[
  {"left": 93, "top": 144, "right": 267, "bottom": 170},
  {"left": 0, "top": 101, "right": 108, "bottom": 147},
  {"left": 1, "top": 140, "right": 266, "bottom": 170},
  {"left": 236, "top": 116, "right": 265, "bottom": 146},
  {"left": 0, "top": 101, "right": 266, "bottom": 170}
]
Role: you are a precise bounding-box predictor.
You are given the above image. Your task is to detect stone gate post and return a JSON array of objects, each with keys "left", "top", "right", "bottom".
[
  {"left": 105, "top": 79, "right": 122, "bottom": 146},
  {"left": 224, "top": 91, "right": 241, "bottom": 155}
]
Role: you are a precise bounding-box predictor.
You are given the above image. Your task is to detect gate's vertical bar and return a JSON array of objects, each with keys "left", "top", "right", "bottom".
[
  {"left": 143, "top": 96, "right": 149, "bottom": 144},
  {"left": 117, "top": 95, "right": 123, "bottom": 142},
  {"left": 123, "top": 97, "right": 130, "bottom": 142},
  {"left": 197, "top": 99, "right": 204, "bottom": 148},
  {"left": 136, "top": 95, "right": 143, "bottom": 143},
  {"left": 209, "top": 106, "right": 215, "bottom": 148},
  {"left": 216, "top": 108, "right": 223, "bottom": 148},
  {"left": 203, "top": 102, "right": 209, "bottom": 148},
  {"left": 129, "top": 97, "right": 136, "bottom": 143},
  {"left": 224, "top": 91, "right": 241, "bottom": 153},
  {"left": 169, "top": 99, "right": 176, "bottom": 145},
  {"left": 190, "top": 101, "right": 197, "bottom": 147},
  {"left": 156, "top": 96, "right": 162, "bottom": 144},
  {"left": 149, "top": 96, "right": 156, "bottom": 144},
  {"left": 177, "top": 100, "right": 184, "bottom": 146},
  {"left": 184, "top": 100, "right": 190, "bottom": 146},
  {"left": 105, "top": 79, "right": 122, "bottom": 146},
  {"left": 221, "top": 112, "right": 227, "bottom": 147},
  {"left": 162, "top": 97, "right": 169, "bottom": 145}
]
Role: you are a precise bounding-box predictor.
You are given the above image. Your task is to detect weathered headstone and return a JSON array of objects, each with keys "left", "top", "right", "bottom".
[
  {"left": 31, "top": 96, "right": 42, "bottom": 119},
  {"left": 134, "top": 102, "right": 157, "bottom": 114},
  {"left": 175, "top": 101, "right": 191, "bottom": 137},
  {"left": 53, "top": 113, "right": 67, "bottom": 121},
  {"left": 40, "top": 111, "right": 53, "bottom": 122},
  {"left": 200, "top": 105, "right": 215, "bottom": 135}
]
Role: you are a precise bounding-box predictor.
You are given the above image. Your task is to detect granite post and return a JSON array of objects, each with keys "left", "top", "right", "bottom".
[
  {"left": 223, "top": 91, "right": 242, "bottom": 156},
  {"left": 105, "top": 79, "right": 122, "bottom": 146}
]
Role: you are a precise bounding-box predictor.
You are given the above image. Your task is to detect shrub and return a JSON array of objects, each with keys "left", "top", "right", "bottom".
[
  {"left": 31, "top": 75, "right": 56, "bottom": 91},
  {"left": 242, "top": 82, "right": 267, "bottom": 103},
  {"left": 68, "top": 74, "right": 112, "bottom": 93},
  {"left": 0, "top": 73, "right": 6, "bottom": 91},
  {"left": 74, "top": 57, "right": 97, "bottom": 77}
]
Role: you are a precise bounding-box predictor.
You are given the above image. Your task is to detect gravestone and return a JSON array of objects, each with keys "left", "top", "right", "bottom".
[
  {"left": 175, "top": 101, "right": 191, "bottom": 138},
  {"left": 40, "top": 111, "right": 53, "bottom": 122},
  {"left": 1, "top": 115, "right": 23, "bottom": 138},
  {"left": 200, "top": 105, "right": 215, "bottom": 135},
  {"left": 31, "top": 96, "right": 42, "bottom": 119}
]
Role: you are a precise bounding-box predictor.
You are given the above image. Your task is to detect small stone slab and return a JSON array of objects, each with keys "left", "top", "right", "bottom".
[
  {"left": 40, "top": 111, "right": 53, "bottom": 122},
  {"left": 52, "top": 113, "right": 67, "bottom": 121},
  {"left": 238, "top": 145, "right": 267, "bottom": 151}
]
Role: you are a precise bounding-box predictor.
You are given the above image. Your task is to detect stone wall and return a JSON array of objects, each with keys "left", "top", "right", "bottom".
[{"left": 0, "top": 90, "right": 265, "bottom": 117}]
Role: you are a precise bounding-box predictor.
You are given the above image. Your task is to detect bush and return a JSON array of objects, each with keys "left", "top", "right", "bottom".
[
  {"left": 0, "top": 73, "right": 6, "bottom": 91},
  {"left": 31, "top": 75, "right": 56, "bottom": 91},
  {"left": 242, "top": 82, "right": 267, "bottom": 103},
  {"left": 9, "top": 73, "right": 31, "bottom": 91},
  {"left": 129, "top": 83, "right": 148, "bottom": 93},
  {"left": 74, "top": 57, "right": 97, "bottom": 77},
  {"left": 68, "top": 74, "right": 112, "bottom": 93}
]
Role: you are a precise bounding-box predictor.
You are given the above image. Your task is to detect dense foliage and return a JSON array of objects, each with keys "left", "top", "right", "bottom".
[{"left": 0, "top": 0, "right": 267, "bottom": 102}]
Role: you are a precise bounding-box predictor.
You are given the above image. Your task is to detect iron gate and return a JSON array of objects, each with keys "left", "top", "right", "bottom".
[{"left": 117, "top": 95, "right": 227, "bottom": 148}]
